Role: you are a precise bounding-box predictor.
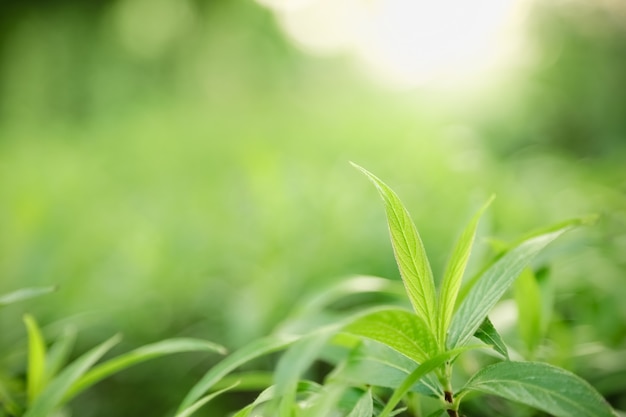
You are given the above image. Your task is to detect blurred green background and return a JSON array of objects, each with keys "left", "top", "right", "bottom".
[{"left": 1, "top": 0, "right": 625, "bottom": 415}]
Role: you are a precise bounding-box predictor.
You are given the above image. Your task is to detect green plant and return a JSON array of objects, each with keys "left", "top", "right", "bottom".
[
  {"left": 0, "top": 288, "right": 226, "bottom": 417},
  {"left": 174, "top": 163, "right": 618, "bottom": 417}
]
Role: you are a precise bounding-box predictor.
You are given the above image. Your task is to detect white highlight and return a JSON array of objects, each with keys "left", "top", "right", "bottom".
[{"left": 257, "top": 0, "right": 532, "bottom": 88}]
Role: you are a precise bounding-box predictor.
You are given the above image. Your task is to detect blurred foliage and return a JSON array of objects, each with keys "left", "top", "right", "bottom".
[{"left": 0, "top": 0, "right": 625, "bottom": 415}]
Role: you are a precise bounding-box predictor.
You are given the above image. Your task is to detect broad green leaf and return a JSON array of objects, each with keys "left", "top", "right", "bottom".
[
  {"left": 177, "top": 335, "right": 297, "bottom": 412},
  {"left": 379, "top": 347, "right": 473, "bottom": 417},
  {"left": 346, "top": 389, "right": 373, "bottom": 417},
  {"left": 461, "top": 361, "right": 618, "bottom": 417},
  {"left": 474, "top": 317, "right": 508, "bottom": 359},
  {"left": 23, "top": 315, "right": 47, "bottom": 404},
  {"left": 24, "top": 334, "right": 121, "bottom": 417},
  {"left": 65, "top": 338, "right": 225, "bottom": 401},
  {"left": 44, "top": 326, "right": 77, "bottom": 382},
  {"left": 352, "top": 163, "right": 437, "bottom": 330},
  {"left": 438, "top": 196, "right": 493, "bottom": 346},
  {"left": 334, "top": 339, "right": 441, "bottom": 397},
  {"left": 514, "top": 268, "right": 542, "bottom": 358},
  {"left": 343, "top": 308, "right": 438, "bottom": 364},
  {"left": 447, "top": 225, "right": 572, "bottom": 349},
  {"left": 174, "top": 382, "right": 239, "bottom": 417},
  {"left": 0, "top": 287, "right": 56, "bottom": 307}
]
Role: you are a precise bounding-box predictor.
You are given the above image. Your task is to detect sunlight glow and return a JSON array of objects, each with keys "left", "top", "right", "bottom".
[{"left": 256, "top": 0, "right": 533, "bottom": 88}]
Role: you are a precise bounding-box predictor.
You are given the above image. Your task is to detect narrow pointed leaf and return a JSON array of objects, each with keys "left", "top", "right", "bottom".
[
  {"left": 347, "top": 389, "right": 373, "bottom": 417},
  {"left": 177, "top": 335, "right": 297, "bottom": 412},
  {"left": 44, "top": 326, "right": 77, "bottom": 382},
  {"left": 24, "top": 334, "right": 121, "bottom": 417},
  {"left": 352, "top": 163, "right": 437, "bottom": 331},
  {"left": 23, "top": 315, "right": 47, "bottom": 403},
  {"left": 274, "top": 330, "right": 333, "bottom": 417},
  {"left": 0, "top": 287, "right": 56, "bottom": 307},
  {"left": 448, "top": 225, "right": 572, "bottom": 349},
  {"left": 174, "top": 382, "right": 239, "bottom": 417},
  {"left": 343, "top": 308, "right": 438, "bottom": 364},
  {"left": 474, "top": 317, "right": 508, "bottom": 359},
  {"left": 438, "top": 196, "right": 493, "bottom": 345},
  {"left": 462, "top": 361, "right": 618, "bottom": 417},
  {"left": 65, "top": 338, "right": 225, "bottom": 401}
]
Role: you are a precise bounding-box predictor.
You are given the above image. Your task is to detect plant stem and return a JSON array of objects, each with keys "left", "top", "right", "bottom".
[{"left": 443, "top": 362, "right": 459, "bottom": 417}]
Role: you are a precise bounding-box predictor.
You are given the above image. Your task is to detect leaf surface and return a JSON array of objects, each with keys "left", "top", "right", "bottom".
[
  {"left": 462, "top": 361, "right": 618, "bottom": 417},
  {"left": 66, "top": 338, "right": 225, "bottom": 401},
  {"left": 334, "top": 339, "right": 441, "bottom": 397},
  {"left": 343, "top": 308, "right": 438, "bottom": 364},
  {"left": 448, "top": 226, "right": 571, "bottom": 349},
  {"left": 474, "top": 317, "right": 508, "bottom": 359},
  {"left": 0, "top": 287, "right": 56, "bottom": 307},
  {"left": 173, "top": 382, "right": 239, "bottom": 417},
  {"left": 24, "top": 315, "right": 47, "bottom": 404},
  {"left": 177, "top": 335, "right": 297, "bottom": 412},
  {"left": 346, "top": 389, "right": 373, "bottom": 417},
  {"left": 438, "top": 196, "right": 492, "bottom": 345},
  {"left": 24, "top": 334, "right": 121, "bottom": 417},
  {"left": 352, "top": 163, "right": 437, "bottom": 330}
]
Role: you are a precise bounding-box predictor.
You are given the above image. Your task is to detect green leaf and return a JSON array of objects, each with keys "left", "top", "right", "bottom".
[
  {"left": 177, "top": 335, "right": 297, "bottom": 412},
  {"left": 23, "top": 315, "right": 47, "bottom": 404},
  {"left": 352, "top": 163, "right": 437, "bottom": 331},
  {"left": 65, "top": 338, "right": 225, "bottom": 402},
  {"left": 173, "top": 382, "right": 239, "bottom": 417},
  {"left": 474, "top": 317, "right": 508, "bottom": 359},
  {"left": 514, "top": 268, "right": 543, "bottom": 358},
  {"left": 0, "top": 287, "right": 56, "bottom": 307},
  {"left": 274, "top": 330, "right": 333, "bottom": 417},
  {"left": 44, "top": 326, "right": 77, "bottom": 382},
  {"left": 230, "top": 382, "right": 322, "bottom": 417},
  {"left": 379, "top": 347, "right": 473, "bottom": 417},
  {"left": 346, "top": 389, "right": 373, "bottom": 417},
  {"left": 24, "top": 334, "right": 121, "bottom": 417},
  {"left": 343, "top": 308, "right": 438, "bottom": 364},
  {"left": 334, "top": 339, "right": 441, "bottom": 397},
  {"left": 447, "top": 225, "right": 573, "bottom": 349},
  {"left": 438, "top": 196, "right": 493, "bottom": 346},
  {"left": 461, "top": 361, "right": 618, "bottom": 417}
]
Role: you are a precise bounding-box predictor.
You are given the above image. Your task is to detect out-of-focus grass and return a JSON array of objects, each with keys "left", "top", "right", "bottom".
[{"left": 0, "top": 0, "right": 625, "bottom": 415}]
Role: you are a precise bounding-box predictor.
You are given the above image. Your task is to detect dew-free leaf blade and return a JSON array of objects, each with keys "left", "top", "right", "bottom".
[
  {"left": 0, "top": 287, "right": 56, "bottom": 307},
  {"left": 448, "top": 225, "right": 573, "bottom": 349},
  {"left": 351, "top": 163, "right": 437, "bottom": 330},
  {"left": 438, "top": 196, "right": 493, "bottom": 346},
  {"left": 274, "top": 330, "right": 333, "bottom": 417},
  {"left": 44, "top": 326, "right": 77, "bottom": 382},
  {"left": 173, "top": 382, "right": 239, "bottom": 417},
  {"left": 23, "top": 315, "right": 47, "bottom": 404},
  {"left": 343, "top": 308, "right": 438, "bottom": 364},
  {"left": 334, "top": 339, "right": 441, "bottom": 397},
  {"left": 474, "top": 317, "right": 508, "bottom": 359},
  {"left": 346, "top": 389, "right": 373, "bottom": 417},
  {"left": 461, "top": 361, "right": 618, "bottom": 417},
  {"left": 24, "top": 334, "right": 121, "bottom": 417},
  {"left": 379, "top": 347, "right": 474, "bottom": 417},
  {"left": 65, "top": 338, "right": 226, "bottom": 401},
  {"left": 177, "top": 335, "right": 297, "bottom": 412}
]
